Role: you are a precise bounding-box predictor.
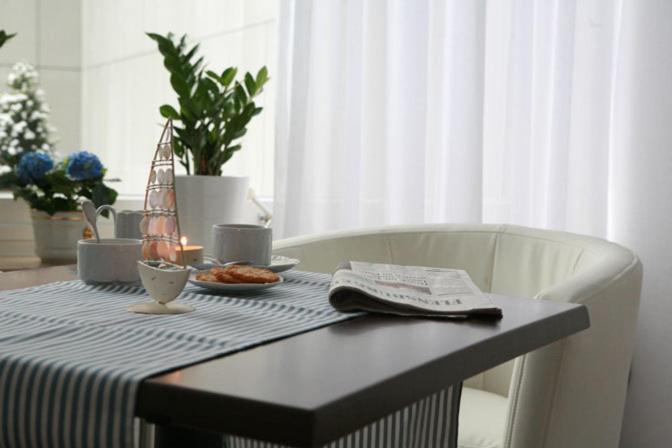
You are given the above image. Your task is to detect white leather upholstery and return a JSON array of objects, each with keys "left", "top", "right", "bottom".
[
  {"left": 273, "top": 224, "right": 642, "bottom": 448},
  {"left": 459, "top": 388, "right": 508, "bottom": 448}
]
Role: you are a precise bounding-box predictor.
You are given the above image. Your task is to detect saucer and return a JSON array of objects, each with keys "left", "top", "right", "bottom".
[{"left": 267, "top": 255, "right": 300, "bottom": 273}]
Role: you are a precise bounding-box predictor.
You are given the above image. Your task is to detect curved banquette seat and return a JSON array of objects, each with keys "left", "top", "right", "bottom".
[{"left": 273, "top": 224, "right": 642, "bottom": 448}]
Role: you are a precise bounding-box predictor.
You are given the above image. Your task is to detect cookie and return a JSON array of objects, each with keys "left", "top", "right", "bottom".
[
  {"left": 195, "top": 272, "right": 218, "bottom": 282},
  {"left": 226, "top": 265, "right": 280, "bottom": 284},
  {"left": 211, "top": 267, "right": 243, "bottom": 284}
]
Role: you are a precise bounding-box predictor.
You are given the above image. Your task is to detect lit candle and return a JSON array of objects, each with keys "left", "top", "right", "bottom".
[{"left": 176, "top": 236, "right": 204, "bottom": 265}]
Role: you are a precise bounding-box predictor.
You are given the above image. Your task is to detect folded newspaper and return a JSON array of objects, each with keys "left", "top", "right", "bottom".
[{"left": 329, "top": 261, "right": 502, "bottom": 318}]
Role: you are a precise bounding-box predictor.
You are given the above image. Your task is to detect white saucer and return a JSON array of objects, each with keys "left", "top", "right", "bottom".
[{"left": 267, "top": 255, "right": 300, "bottom": 273}]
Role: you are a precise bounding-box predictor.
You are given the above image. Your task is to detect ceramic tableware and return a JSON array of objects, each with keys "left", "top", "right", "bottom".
[
  {"left": 266, "top": 255, "right": 300, "bottom": 273},
  {"left": 128, "top": 261, "right": 193, "bottom": 314},
  {"left": 212, "top": 224, "right": 272, "bottom": 266},
  {"left": 115, "top": 210, "right": 144, "bottom": 239},
  {"left": 77, "top": 238, "right": 143, "bottom": 284},
  {"left": 189, "top": 271, "right": 283, "bottom": 293}
]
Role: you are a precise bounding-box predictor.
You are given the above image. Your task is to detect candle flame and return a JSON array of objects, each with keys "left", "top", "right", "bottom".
[{"left": 180, "top": 236, "right": 187, "bottom": 246}]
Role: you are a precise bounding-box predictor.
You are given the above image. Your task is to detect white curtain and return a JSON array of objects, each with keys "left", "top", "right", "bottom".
[
  {"left": 275, "top": 0, "right": 621, "bottom": 239},
  {"left": 275, "top": 1, "right": 672, "bottom": 446}
]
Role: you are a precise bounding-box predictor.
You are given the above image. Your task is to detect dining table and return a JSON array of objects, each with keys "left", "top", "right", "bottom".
[{"left": 0, "top": 265, "right": 590, "bottom": 448}]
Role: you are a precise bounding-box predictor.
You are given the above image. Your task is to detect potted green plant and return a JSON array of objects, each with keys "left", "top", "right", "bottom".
[
  {"left": 0, "top": 62, "right": 117, "bottom": 263},
  {"left": 147, "top": 32, "right": 268, "bottom": 250}
]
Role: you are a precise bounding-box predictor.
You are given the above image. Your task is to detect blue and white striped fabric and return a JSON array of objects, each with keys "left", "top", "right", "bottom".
[
  {"left": 225, "top": 385, "right": 462, "bottom": 448},
  {"left": 0, "top": 271, "right": 358, "bottom": 448}
]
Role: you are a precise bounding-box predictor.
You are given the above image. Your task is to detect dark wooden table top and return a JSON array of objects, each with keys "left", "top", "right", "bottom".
[{"left": 0, "top": 266, "right": 590, "bottom": 447}]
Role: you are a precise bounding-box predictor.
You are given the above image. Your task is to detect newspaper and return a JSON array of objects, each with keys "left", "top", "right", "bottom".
[{"left": 329, "top": 261, "right": 502, "bottom": 318}]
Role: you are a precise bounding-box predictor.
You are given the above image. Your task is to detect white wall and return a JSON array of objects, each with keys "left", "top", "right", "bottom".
[
  {"left": 0, "top": 0, "right": 278, "bottom": 256},
  {"left": 80, "top": 0, "right": 278, "bottom": 198},
  {"left": 0, "top": 0, "right": 82, "bottom": 156},
  {"left": 0, "top": 0, "right": 82, "bottom": 257}
]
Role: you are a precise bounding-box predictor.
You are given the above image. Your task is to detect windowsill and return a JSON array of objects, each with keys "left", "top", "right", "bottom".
[{"left": 0, "top": 191, "right": 273, "bottom": 203}]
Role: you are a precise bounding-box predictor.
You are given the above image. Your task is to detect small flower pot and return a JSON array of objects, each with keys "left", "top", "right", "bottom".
[{"left": 31, "top": 209, "right": 87, "bottom": 264}]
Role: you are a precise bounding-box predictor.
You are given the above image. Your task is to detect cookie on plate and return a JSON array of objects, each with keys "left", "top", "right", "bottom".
[
  {"left": 211, "top": 267, "right": 243, "bottom": 284},
  {"left": 195, "top": 272, "right": 219, "bottom": 282},
  {"left": 226, "top": 265, "right": 280, "bottom": 284}
]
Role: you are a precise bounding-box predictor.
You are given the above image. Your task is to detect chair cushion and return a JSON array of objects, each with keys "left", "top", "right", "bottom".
[{"left": 459, "top": 387, "right": 507, "bottom": 448}]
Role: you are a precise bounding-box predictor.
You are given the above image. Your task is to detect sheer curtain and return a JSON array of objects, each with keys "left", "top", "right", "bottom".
[
  {"left": 275, "top": 0, "right": 620, "bottom": 239},
  {"left": 275, "top": 1, "right": 672, "bottom": 446}
]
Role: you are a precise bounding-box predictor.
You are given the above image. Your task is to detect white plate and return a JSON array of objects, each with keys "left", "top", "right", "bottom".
[{"left": 189, "top": 272, "right": 284, "bottom": 293}]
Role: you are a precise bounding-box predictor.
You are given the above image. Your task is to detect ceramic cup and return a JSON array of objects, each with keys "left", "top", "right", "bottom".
[
  {"left": 77, "top": 238, "right": 143, "bottom": 284},
  {"left": 115, "top": 210, "right": 144, "bottom": 239},
  {"left": 212, "top": 224, "right": 272, "bottom": 266}
]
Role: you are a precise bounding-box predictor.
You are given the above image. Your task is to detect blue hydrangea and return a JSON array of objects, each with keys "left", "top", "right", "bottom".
[
  {"left": 66, "top": 150, "right": 104, "bottom": 181},
  {"left": 16, "top": 151, "right": 54, "bottom": 184}
]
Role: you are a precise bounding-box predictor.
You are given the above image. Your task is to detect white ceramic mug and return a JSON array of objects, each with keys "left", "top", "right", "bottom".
[
  {"left": 92, "top": 206, "right": 143, "bottom": 240},
  {"left": 115, "top": 210, "right": 144, "bottom": 239},
  {"left": 77, "top": 238, "right": 143, "bottom": 284},
  {"left": 212, "top": 224, "right": 272, "bottom": 266}
]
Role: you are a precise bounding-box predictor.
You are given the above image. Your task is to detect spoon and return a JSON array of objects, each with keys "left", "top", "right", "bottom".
[
  {"left": 81, "top": 200, "right": 100, "bottom": 243},
  {"left": 202, "top": 255, "right": 253, "bottom": 267}
]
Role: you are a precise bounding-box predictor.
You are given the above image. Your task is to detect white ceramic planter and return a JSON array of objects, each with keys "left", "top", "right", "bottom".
[
  {"left": 175, "top": 175, "right": 249, "bottom": 253},
  {"left": 31, "top": 210, "right": 86, "bottom": 264}
]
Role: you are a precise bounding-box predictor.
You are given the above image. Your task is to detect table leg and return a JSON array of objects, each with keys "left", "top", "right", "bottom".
[{"left": 154, "top": 423, "right": 223, "bottom": 448}]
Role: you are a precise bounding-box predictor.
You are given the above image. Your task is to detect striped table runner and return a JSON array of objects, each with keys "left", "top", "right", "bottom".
[
  {"left": 226, "top": 385, "right": 462, "bottom": 448},
  {"left": 0, "top": 271, "right": 358, "bottom": 448}
]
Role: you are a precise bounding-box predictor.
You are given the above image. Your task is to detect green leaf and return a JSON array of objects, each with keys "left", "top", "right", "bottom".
[
  {"left": 205, "top": 70, "right": 220, "bottom": 81},
  {"left": 159, "top": 104, "right": 180, "bottom": 120},
  {"left": 221, "top": 67, "right": 237, "bottom": 86},
  {"left": 256, "top": 66, "right": 269, "bottom": 87},
  {"left": 170, "top": 74, "right": 191, "bottom": 97},
  {"left": 0, "top": 171, "right": 18, "bottom": 189},
  {"left": 244, "top": 72, "right": 257, "bottom": 97},
  {"left": 234, "top": 82, "right": 248, "bottom": 105},
  {"left": 0, "top": 30, "right": 16, "bottom": 50},
  {"left": 185, "top": 44, "right": 200, "bottom": 62},
  {"left": 201, "top": 77, "right": 220, "bottom": 97},
  {"left": 92, "top": 183, "right": 118, "bottom": 211}
]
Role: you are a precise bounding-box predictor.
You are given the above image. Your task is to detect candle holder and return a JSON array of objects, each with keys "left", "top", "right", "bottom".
[
  {"left": 177, "top": 236, "right": 204, "bottom": 265},
  {"left": 128, "top": 261, "right": 192, "bottom": 314}
]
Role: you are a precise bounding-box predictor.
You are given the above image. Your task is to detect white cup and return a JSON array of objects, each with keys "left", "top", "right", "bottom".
[
  {"left": 115, "top": 210, "right": 144, "bottom": 239},
  {"left": 212, "top": 224, "right": 272, "bottom": 266},
  {"left": 77, "top": 238, "right": 143, "bottom": 284}
]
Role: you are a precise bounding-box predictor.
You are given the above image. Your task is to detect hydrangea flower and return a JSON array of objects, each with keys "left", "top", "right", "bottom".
[
  {"left": 66, "top": 150, "right": 103, "bottom": 181},
  {"left": 16, "top": 151, "right": 53, "bottom": 184}
]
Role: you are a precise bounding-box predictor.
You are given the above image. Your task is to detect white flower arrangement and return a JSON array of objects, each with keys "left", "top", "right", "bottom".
[{"left": 0, "top": 62, "right": 56, "bottom": 171}]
